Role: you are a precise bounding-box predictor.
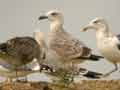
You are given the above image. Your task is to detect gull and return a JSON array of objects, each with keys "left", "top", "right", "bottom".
[
  {"left": 33, "top": 30, "right": 103, "bottom": 79},
  {"left": 80, "top": 17, "right": 120, "bottom": 76},
  {"left": 0, "top": 36, "right": 43, "bottom": 82},
  {"left": 37, "top": 10, "right": 103, "bottom": 83},
  {"left": 38, "top": 10, "right": 103, "bottom": 69},
  {"left": 33, "top": 30, "right": 103, "bottom": 85},
  {"left": 0, "top": 37, "right": 41, "bottom": 67},
  {"left": 0, "top": 35, "right": 53, "bottom": 83}
]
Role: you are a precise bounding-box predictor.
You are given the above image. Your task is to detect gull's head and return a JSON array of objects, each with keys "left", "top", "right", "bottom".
[
  {"left": 80, "top": 17, "right": 108, "bottom": 32},
  {"left": 38, "top": 10, "right": 63, "bottom": 23}
]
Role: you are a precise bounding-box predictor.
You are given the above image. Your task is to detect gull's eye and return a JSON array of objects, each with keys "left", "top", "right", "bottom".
[
  {"left": 51, "top": 12, "right": 58, "bottom": 16},
  {"left": 94, "top": 20, "right": 99, "bottom": 24}
]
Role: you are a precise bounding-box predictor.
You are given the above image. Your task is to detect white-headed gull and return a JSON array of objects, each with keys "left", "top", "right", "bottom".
[
  {"left": 37, "top": 10, "right": 103, "bottom": 82},
  {"left": 81, "top": 17, "right": 120, "bottom": 76},
  {"left": 38, "top": 10, "right": 103, "bottom": 69}
]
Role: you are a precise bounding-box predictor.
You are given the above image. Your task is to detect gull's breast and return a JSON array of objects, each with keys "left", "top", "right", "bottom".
[{"left": 97, "top": 37, "right": 120, "bottom": 63}]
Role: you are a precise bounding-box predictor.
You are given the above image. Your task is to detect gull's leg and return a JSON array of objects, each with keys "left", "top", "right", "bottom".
[
  {"left": 13, "top": 69, "right": 18, "bottom": 87},
  {"left": 23, "top": 75, "right": 28, "bottom": 83},
  {"left": 15, "top": 69, "right": 19, "bottom": 82},
  {"left": 9, "top": 68, "right": 19, "bottom": 90},
  {"left": 17, "top": 66, "right": 28, "bottom": 83},
  {"left": 21, "top": 65, "right": 28, "bottom": 82},
  {"left": 103, "top": 63, "right": 118, "bottom": 77}
]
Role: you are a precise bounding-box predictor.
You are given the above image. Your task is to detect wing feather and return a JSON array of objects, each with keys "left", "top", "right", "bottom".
[{"left": 49, "top": 30, "right": 91, "bottom": 60}]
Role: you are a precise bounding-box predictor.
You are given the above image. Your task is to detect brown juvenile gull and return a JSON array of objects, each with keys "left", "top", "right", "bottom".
[
  {"left": 0, "top": 36, "right": 43, "bottom": 82},
  {"left": 33, "top": 30, "right": 102, "bottom": 78},
  {"left": 0, "top": 37, "right": 41, "bottom": 67},
  {"left": 38, "top": 10, "right": 103, "bottom": 69},
  {"left": 33, "top": 30, "right": 103, "bottom": 86},
  {"left": 0, "top": 36, "right": 53, "bottom": 83},
  {"left": 80, "top": 17, "right": 120, "bottom": 76},
  {"left": 37, "top": 11, "right": 103, "bottom": 82}
]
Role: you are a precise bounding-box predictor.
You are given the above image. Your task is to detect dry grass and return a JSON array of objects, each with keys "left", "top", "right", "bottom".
[{"left": 0, "top": 80, "right": 120, "bottom": 90}]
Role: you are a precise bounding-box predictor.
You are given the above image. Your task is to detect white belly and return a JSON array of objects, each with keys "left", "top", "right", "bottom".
[{"left": 97, "top": 39, "right": 120, "bottom": 63}]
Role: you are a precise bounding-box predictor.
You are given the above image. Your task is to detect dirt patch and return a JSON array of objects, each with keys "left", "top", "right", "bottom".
[{"left": 0, "top": 80, "right": 120, "bottom": 90}]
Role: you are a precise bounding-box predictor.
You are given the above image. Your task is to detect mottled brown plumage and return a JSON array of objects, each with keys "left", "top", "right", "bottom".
[
  {"left": 39, "top": 10, "right": 103, "bottom": 65},
  {"left": 48, "top": 29, "right": 91, "bottom": 62},
  {"left": 0, "top": 36, "right": 41, "bottom": 69}
]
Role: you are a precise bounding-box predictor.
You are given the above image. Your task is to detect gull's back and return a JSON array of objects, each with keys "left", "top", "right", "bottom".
[
  {"left": 0, "top": 37, "right": 41, "bottom": 67},
  {"left": 48, "top": 28, "right": 90, "bottom": 62}
]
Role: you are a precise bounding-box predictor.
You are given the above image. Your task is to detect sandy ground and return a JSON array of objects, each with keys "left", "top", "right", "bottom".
[{"left": 0, "top": 80, "right": 120, "bottom": 90}]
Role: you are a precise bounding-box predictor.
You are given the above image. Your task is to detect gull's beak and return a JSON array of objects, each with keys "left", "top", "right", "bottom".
[
  {"left": 38, "top": 15, "right": 48, "bottom": 20},
  {"left": 80, "top": 24, "right": 94, "bottom": 32}
]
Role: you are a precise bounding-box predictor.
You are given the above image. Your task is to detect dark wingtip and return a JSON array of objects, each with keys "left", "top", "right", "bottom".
[
  {"left": 79, "top": 68, "right": 103, "bottom": 79},
  {"left": 83, "top": 71, "right": 103, "bottom": 79},
  {"left": 89, "top": 54, "right": 104, "bottom": 61}
]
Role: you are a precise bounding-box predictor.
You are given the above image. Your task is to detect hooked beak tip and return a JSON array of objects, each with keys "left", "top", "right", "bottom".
[{"left": 80, "top": 24, "right": 93, "bottom": 32}]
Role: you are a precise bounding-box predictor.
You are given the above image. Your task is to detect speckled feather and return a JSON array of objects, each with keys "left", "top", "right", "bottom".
[
  {"left": 48, "top": 28, "right": 91, "bottom": 61},
  {"left": 0, "top": 37, "right": 41, "bottom": 68}
]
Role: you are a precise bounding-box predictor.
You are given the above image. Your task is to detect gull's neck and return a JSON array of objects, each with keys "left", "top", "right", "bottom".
[
  {"left": 34, "top": 34, "right": 47, "bottom": 50},
  {"left": 96, "top": 25, "right": 114, "bottom": 41},
  {"left": 50, "top": 20, "right": 63, "bottom": 32}
]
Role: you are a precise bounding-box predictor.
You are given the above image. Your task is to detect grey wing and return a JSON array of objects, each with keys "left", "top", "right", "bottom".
[
  {"left": 50, "top": 38, "right": 91, "bottom": 60},
  {"left": 116, "top": 34, "right": 120, "bottom": 50}
]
